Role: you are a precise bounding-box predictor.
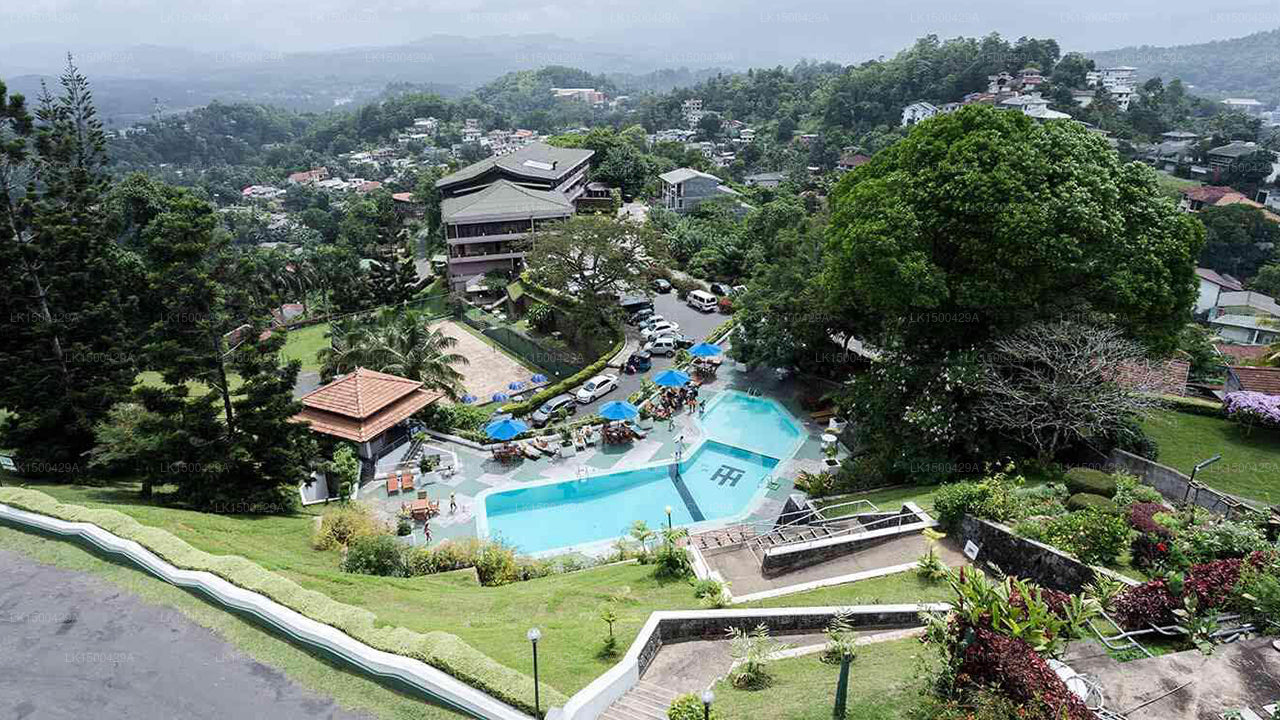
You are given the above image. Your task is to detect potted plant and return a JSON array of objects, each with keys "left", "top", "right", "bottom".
[
  {"left": 638, "top": 404, "right": 655, "bottom": 430},
  {"left": 559, "top": 427, "right": 577, "bottom": 458},
  {"left": 823, "top": 443, "right": 840, "bottom": 468}
]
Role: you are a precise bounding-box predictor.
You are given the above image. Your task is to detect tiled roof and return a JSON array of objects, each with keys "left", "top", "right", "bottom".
[
  {"left": 1215, "top": 343, "right": 1272, "bottom": 361},
  {"left": 292, "top": 368, "right": 443, "bottom": 443},
  {"left": 298, "top": 367, "right": 424, "bottom": 419},
  {"left": 839, "top": 153, "right": 871, "bottom": 168},
  {"left": 435, "top": 142, "right": 593, "bottom": 189},
  {"left": 440, "top": 179, "right": 573, "bottom": 222},
  {"left": 1183, "top": 185, "right": 1236, "bottom": 203},
  {"left": 1195, "top": 268, "right": 1244, "bottom": 291},
  {"left": 1229, "top": 366, "right": 1280, "bottom": 396}
]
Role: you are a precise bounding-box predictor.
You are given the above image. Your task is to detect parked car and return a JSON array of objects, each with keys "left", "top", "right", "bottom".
[
  {"left": 687, "top": 289, "right": 718, "bottom": 312},
  {"left": 575, "top": 374, "right": 619, "bottom": 403},
  {"left": 655, "top": 332, "right": 694, "bottom": 349},
  {"left": 637, "top": 315, "right": 667, "bottom": 331},
  {"left": 641, "top": 321, "right": 680, "bottom": 340},
  {"left": 619, "top": 295, "right": 654, "bottom": 316},
  {"left": 732, "top": 285, "right": 747, "bottom": 296},
  {"left": 530, "top": 394, "right": 578, "bottom": 427},
  {"left": 651, "top": 278, "right": 672, "bottom": 294},
  {"left": 627, "top": 308, "right": 655, "bottom": 326},
  {"left": 709, "top": 283, "right": 733, "bottom": 297},
  {"left": 644, "top": 336, "right": 679, "bottom": 357},
  {"left": 624, "top": 350, "right": 652, "bottom": 373}
]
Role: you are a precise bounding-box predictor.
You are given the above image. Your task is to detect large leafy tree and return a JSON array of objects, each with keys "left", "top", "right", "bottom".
[
  {"left": 824, "top": 104, "right": 1204, "bottom": 357},
  {"left": 1197, "top": 204, "right": 1280, "bottom": 281},
  {"left": 0, "top": 61, "right": 139, "bottom": 467},
  {"left": 318, "top": 308, "right": 468, "bottom": 399},
  {"left": 524, "top": 213, "right": 662, "bottom": 317}
]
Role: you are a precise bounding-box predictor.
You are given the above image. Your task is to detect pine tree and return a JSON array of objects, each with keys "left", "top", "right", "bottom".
[{"left": 0, "top": 58, "right": 138, "bottom": 468}]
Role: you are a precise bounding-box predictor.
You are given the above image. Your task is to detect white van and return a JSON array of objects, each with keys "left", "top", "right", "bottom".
[{"left": 687, "top": 289, "right": 718, "bottom": 312}]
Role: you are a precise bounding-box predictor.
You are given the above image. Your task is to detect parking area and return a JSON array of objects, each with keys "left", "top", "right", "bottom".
[{"left": 570, "top": 291, "right": 730, "bottom": 417}]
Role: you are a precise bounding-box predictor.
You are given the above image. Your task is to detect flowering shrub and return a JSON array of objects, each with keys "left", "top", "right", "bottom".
[
  {"left": 1043, "top": 508, "right": 1131, "bottom": 565},
  {"left": 1128, "top": 502, "right": 1174, "bottom": 569},
  {"left": 933, "top": 466, "right": 1025, "bottom": 530},
  {"left": 1224, "top": 391, "right": 1280, "bottom": 429},
  {"left": 954, "top": 627, "right": 1097, "bottom": 720}
]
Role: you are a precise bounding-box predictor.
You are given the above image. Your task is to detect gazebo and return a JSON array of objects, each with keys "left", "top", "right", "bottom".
[{"left": 292, "top": 367, "right": 442, "bottom": 461}]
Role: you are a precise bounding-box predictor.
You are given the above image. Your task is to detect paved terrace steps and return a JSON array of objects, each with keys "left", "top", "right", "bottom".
[
  {"left": 599, "top": 680, "right": 681, "bottom": 720},
  {"left": 685, "top": 524, "right": 761, "bottom": 550}
]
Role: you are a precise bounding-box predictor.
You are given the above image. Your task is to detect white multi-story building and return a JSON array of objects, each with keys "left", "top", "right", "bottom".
[
  {"left": 901, "top": 101, "right": 939, "bottom": 126},
  {"left": 682, "top": 98, "right": 704, "bottom": 127}
]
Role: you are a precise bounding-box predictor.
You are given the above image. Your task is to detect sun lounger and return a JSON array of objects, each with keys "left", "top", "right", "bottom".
[
  {"left": 531, "top": 438, "right": 556, "bottom": 456},
  {"left": 519, "top": 442, "right": 541, "bottom": 460},
  {"left": 810, "top": 408, "right": 837, "bottom": 422},
  {"left": 386, "top": 474, "right": 401, "bottom": 493},
  {"left": 402, "top": 473, "right": 415, "bottom": 492}
]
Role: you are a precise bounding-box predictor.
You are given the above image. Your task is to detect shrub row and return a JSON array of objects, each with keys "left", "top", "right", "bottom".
[
  {"left": 1064, "top": 467, "right": 1117, "bottom": 498},
  {"left": 1159, "top": 393, "right": 1225, "bottom": 419},
  {"left": 501, "top": 335, "right": 626, "bottom": 417},
  {"left": 0, "top": 488, "right": 561, "bottom": 713},
  {"left": 345, "top": 534, "right": 616, "bottom": 586}
]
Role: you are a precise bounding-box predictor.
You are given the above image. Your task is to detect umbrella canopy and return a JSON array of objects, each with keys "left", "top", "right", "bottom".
[
  {"left": 598, "top": 400, "right": 640, "bottom": 421},
  {"left": 484, "top": 417, "right": 529, "bottom": 441},
  {"left": 531, "top": 374, "right": 548, "bottom": 383},
  {"left": 653, "top": 369, "right": 691, "bottom": 387},
  {"left": 689, "top": 342, "right": 722, "bottom": 358},
  {"left": 491, "top": 392, "right": 510, "bottom": 403},
  {"left": 508, "top": 381, "right": 527, "bottom": 391},
  {"left": 460, "top": 394, "right": 477, "bottom": 404}
]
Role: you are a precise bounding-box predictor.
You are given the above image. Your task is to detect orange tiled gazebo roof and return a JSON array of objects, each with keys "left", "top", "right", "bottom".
[{"left": 292, "top": 367, "right": 441, "bottom": 443}]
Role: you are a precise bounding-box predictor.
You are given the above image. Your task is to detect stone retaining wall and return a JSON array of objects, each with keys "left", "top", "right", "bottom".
[
  {"left": 760, "top": 503, "right": 933, "bottom": 578},
  {"left": 1108, "top": 450, "right": 1255, "bottom": 518},
  {"left": 959, "top": 515, "right": 1099, "bottom": 593}
]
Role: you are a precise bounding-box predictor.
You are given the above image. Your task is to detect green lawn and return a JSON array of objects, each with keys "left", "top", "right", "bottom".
[
  {"left": 2, "top": 479, "right": 955, "bottom": 698},
  {"left": 708, "top": 638, "right": 934, "bottom": 720},
  {"left": 278, "top": 322, "right": 331, "bottom": 372},
  {"left": 1152, "top": 172, "right": 1200, "bottom": 200},
  {"left": 1142, "top": 408, "right": 1280, "bottom": 504},
  {"left": 0, "top": 524, "right": 463, "bottom": 720}
]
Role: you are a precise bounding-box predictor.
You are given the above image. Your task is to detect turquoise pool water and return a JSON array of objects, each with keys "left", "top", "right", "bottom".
[{"left": 480, "top": 391, "right": 804, "bottom": 553}]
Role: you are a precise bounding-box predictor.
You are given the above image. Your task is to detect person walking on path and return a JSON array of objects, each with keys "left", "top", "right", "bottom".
[{"left": 449, "top": 492, "right": 457, "bottom": 514}]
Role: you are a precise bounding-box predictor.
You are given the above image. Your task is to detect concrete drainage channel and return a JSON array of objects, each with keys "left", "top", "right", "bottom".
[{"left": 0, "top": 503, "right": 532, "bottom": 720}]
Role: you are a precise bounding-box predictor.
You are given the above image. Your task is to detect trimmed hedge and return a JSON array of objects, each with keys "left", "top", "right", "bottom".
[
  {"left": 500, "top": 335, "right": 626, "bottom": 417},
  {"left": 1066, "top": 492, "right": 1117, "bottom": 513},
  {"left": 1160, "top": 394, "right": 1225, "bottom": 419},
  {"left": 1064, "top": 468, "right": 1117, "bottom": 498},
  {"left": 0, "top": 488, "right": 562, "bottom": 713}
]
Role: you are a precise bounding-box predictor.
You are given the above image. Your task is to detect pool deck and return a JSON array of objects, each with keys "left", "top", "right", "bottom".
[{"left": 359, "top": 362, "right": 841, "bottom": 557}]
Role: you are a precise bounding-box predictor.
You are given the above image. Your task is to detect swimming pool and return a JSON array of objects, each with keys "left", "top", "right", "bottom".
[{"left": 478, "top": 391, "right": 805, "bottom": 554}]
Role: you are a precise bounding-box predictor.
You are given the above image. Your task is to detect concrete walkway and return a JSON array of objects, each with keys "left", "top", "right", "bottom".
[{"left": 0, "top": 549, "right": 373, "bottom": 720}]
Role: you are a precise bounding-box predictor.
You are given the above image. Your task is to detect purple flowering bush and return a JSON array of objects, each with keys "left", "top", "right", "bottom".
[{"left": 1223, "top": 391, "right": 1280, "bottom": 429}]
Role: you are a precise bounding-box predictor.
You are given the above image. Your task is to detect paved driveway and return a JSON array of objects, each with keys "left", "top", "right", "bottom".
[
  {"left": 0, "top": 550, "right": 372, "bottom": 720},
  {"left": 570, "top": 292, "right": 730, "bottom": 417}
]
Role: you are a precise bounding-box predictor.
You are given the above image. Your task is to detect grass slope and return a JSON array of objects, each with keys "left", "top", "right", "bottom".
[{"left": 1142, "top": 408, "right": 1280, "bottom": 504}]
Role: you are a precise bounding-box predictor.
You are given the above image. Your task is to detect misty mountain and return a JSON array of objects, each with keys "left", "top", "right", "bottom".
[{"left": 1089, "top": 28, "right": 1280, "bottom": 105}]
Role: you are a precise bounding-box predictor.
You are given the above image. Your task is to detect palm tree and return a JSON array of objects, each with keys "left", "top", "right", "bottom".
[
  {"left": 318, "top": 308, "right": 469, "bottom": 399},
  {"left": 629, "top": 520, "right": 655, "bottom": 555}
]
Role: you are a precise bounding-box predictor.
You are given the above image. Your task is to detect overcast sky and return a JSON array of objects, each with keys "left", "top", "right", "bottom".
[{"left": 3, "top": 0, "right": 1279, "bottom": 71}]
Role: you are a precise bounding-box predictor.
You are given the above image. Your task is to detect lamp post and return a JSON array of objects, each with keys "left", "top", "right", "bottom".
[
  {"left": 833, "top": 649, "right": 853, "bottom": 719},
  {"left": 1185, "top": 454, "right": 1222, "bottom": 504},
  {"left": 527, "top": 627, "right": 542, "bottom": 716},
  {"left": 664, "top": 505, "right": 673, "bottom": 532},
  {"left": 701, "top": 689, "right": 714, "bottom": 720}
]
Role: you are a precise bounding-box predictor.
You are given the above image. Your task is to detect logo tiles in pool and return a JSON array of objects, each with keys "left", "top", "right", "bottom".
[
  {"left": 709, "top": 464, "right": 745, "bottom": 487},
  {"left": 667, "top": 463, "right": 705, "bottom": 522}
]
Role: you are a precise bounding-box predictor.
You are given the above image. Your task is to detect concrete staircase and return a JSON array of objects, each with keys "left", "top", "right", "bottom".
[{"left": 599, "top": 680, "right": 681, "bottom": 720}]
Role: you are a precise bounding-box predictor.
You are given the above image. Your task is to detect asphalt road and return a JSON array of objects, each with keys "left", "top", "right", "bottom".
[
  {"left": 0, "top": 549, "right": 371, "bottom": 720},
  {"left": 569, "top": 291, "right": 730, "bottom": 418}
]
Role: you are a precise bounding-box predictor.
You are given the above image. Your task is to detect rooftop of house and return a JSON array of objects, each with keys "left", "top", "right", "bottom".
[
  {"left": 1195, "top": 267, "right": 1244, "bottom": 291},
  {"left": 1183, "top": 185, "right": 1238, "bottom": 203},
  {"left": 839, "top": 152, "right": 872, "bottom": 168},
  {"left": 1228, "top": 365, "right": 1280, "bottom": 396},
  {"left": 905, "top": 100, "right": 938, "bottom": 111},
  {"left": 435, "top": 142, "right": 593, "bottom": 189},
  {"left": 1207, "top": 141, "right": 1258, "bottom": 159},
  {"left": 744, "top": 171, "right": 788, "bottom": 183},
  {"left": 1208, "top": 313, "right": 1280, "bottom": 331},
  {"left": 1217, "top": 291, "right": 1280, "bottom": 317},
  {"left": 293, "top": 368, "right": 442, "bottom": 443},
  {"left": 659, "top": 167, "right": 721, "bottom": 185},
  {"left": 440, "top": 179, "right": 573, "bottom": 222}
]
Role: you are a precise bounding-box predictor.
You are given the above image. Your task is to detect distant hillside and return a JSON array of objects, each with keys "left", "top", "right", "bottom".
[{"left": 1089, "top": 29, "right": 1280, "bottom": 105}]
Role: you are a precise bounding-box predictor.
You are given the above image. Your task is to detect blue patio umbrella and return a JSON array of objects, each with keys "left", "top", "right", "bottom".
[
  {"left": 598, "top": 400, "right": 640, "bottom": 421},
  {"left": 508, "top": 380, "right": 527, "bottom": 391},
  {"left": 531, "top": 374, "right": 548, "bottom": 383},
  {"left": 652, "top": 368, "right": 691, "bottom": 387},
  {"left": 460, "top": 394, "right": 477, "bottom": 404},
  {"left": 689, "top": 342, "right": 722, "bottom": 358},
  {"left": 484, "top": 417, "right": 529, "bottom": 441},
  {"left": 491, "top": 392, "right": 510, "bottom": 403}
]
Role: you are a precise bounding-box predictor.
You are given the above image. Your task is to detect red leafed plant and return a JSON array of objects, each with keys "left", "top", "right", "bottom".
[
  {"left": 955, "top": 627, "right": 1097, "bottom": 720},
  {"left": 1114, "top": 557, "right": 1250, "bottom": 628},
  {"left": 1128, "top": 502, "right": 1173, "bottom": 569}
]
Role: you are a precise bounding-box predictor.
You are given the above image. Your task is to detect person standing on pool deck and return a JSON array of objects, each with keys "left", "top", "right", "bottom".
[{"left": 449, "top": 492, "right": 457, "bottom": 514}]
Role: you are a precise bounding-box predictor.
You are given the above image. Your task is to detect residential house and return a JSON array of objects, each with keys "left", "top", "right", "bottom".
[
  {"left": 577, "top": 181, "right": 617, "bottom": 210},
  {"left": 713, "top": 151, "right": 736, "bottom": 168},
  {"left": 684, "top": 141, "right": 715, "bottom": 160},
  {"left": 1222, "top": 98, "right": 1266, "bottom": 115},
  {"left": 999, "top": 93, "right": 1072, "bottom": 120},
  {"left": 1162, "top": 130, "right": 1200, "bottom": 142},
  {"left": 1071, "top": 89, "right": 1096, "bottom": 109},
  {"left": 1216, "top": 291, "right": 1280, "bottom": 318},
  {"left": 658, "top": 168, "right": 750, "bottom": 215},
  {"left": 1224, "top": 366, "right": 1280, "bottom": 397},
  {"left": 353, "top": 180, "right": 383, "bottom": 195},
  {"left": 551, "top": 87, "right": 605, "bottom": 104},
  {"left": 744, "top": 171, "right": 788, "bottom": 188},
  {"left": 1208, "top": 314, "right": 1280, "bottom": 346},
  {"left": 682, "top": 99, "right": 704, "bottom": 127},
  {"left": 901, "top": 101, "right": 938, "bottom": 127},
  {"left": 391, "top": 192, "right": 424, "bottom": 220},
  {"left": 837, "top": 152, "right": 871, "bottom": 172},
  {"left": 1195, "top": 267, "right": 1244, "bottom": 315},
  {"left": 241, "top": 185, "right": 286, "bottom": 200},
  {"left": 987, "top": 72, "right": 1015, "bottom": 94},
  {"left": 1018, "top": 68, "right": 1045, "bottom": 91},
  {"left": 435, "top": 142, "right": 593, "bottom": 291},
  {"left": 1180, "top": 185, "right": 1280, "bottom": 221},
  {"left": 412, "top": 117, "right": 439, "bottom": 132},
  {"left": 1087, "top": 67, "right": 1137, "bottom": 89},
  {"left": 1207, "top": 141, "right": 1259, "bottom": 180},
  {"left": 287, "top": 167, "right": 329, "bottom": 185}
]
